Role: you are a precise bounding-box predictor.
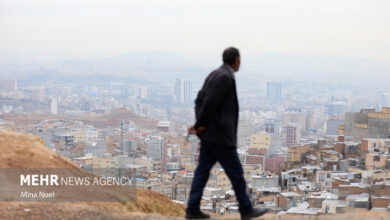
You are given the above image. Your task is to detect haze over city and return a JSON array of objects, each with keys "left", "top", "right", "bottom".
[
  {"left": 1, "top": 0, "right": 390, "bottom": 219},
  {"left": 1, "top": 0, "right": 390, "bottom": 84}
]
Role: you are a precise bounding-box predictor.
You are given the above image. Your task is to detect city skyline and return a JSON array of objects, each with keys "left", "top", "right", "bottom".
[{"left": 1, "top": 1, "right": 390, "bottom": 218}]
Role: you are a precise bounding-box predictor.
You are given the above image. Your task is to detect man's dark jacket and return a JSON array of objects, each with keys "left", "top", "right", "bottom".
[{"left": 194, "top": 64, "right": 239, "bottom": 148}]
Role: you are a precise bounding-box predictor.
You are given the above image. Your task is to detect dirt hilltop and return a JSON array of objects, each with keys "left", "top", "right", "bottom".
[
  {"left": 0, "top": 129, "right": 185, "bottom": 219},
  {"left": 0, "top": 130, "right": 389, "bottom": 219}
]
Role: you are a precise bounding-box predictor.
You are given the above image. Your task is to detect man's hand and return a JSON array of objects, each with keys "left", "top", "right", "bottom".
[{"left": 188, "top": 125, "right": 206, "bottom": 135}]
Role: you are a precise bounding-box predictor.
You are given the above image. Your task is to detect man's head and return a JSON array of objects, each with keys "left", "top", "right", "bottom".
[{"left": 222, "top": 47, "right": 240, "bottom": 72}]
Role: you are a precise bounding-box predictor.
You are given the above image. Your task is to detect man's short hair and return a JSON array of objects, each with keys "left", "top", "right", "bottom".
[{"left": 222, "top": 47, "right": 240, "bottom": 65}]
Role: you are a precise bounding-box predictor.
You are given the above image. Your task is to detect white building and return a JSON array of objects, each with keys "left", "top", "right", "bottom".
[
  {"left": 137, "top": 87, "right": 148, "bottom": 99},
  {"left": 183, "top": 79, "right": 193, "bottom": 104},
  {"left": 147, "top": 136, "right": 165, "bottom": 160},
  {"left": 174, "top": 79, "right": 193, "bottom": 104},
  {"left": 48, "top": 98, "right": 58, "bottom": 115}
]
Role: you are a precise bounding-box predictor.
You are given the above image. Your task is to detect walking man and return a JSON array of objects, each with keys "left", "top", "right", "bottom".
[{"left": 185, "top": 47, "right": 269, "bottom": 220}]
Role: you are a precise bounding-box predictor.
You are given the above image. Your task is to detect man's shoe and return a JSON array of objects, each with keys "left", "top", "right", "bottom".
[
  {"left": 241, "top": 208, "right": 269, "bottom": 220},
  {"left": 185, "top": 211, "right": 210, "bottom": 219}
]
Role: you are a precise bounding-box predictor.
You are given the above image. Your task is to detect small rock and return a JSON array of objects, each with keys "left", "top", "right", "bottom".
[{"left": 24, "top": 208, "right": 31, "bottom": 212}]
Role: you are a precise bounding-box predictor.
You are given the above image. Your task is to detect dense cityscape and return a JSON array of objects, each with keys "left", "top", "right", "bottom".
[
  {"left": 1, "top": 0, "right": 390, "bottom": 219},
  {"left": 1, "top": 70, "right": 390, "bottom": 215}
]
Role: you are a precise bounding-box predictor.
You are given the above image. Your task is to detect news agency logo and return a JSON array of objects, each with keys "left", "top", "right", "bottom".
[
  {"left": 20, "top": 174, "right": 135, "bottom": 186},
  {"left": 0, "top": 168, "right": 137, "bottom": 202}
]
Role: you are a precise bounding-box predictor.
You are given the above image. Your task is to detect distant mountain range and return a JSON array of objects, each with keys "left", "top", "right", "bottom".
[
  {"left": 243, "top": 54, "right": 390, "bottom": 84},
  {"left": 1, "top": 51, "right": 389, "bottom": 86}
]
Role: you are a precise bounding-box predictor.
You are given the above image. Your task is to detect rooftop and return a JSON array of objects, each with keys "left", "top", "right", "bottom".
[
  {"left": 322, "top": 200, "right": 347, "bottom": 207},
  {"left": 255, "top": 187, "right": 281, "bottom": 193},
  {"left": 308, "top": 192, "right": 338, "bottom": 200},
  {"left": 346, "top": 193, "right": 369, "bottom": 202},
  {"left": 284, "top": 202, "right": 319, "bottom": 215},
  {"left": 280, "top": 192, "right": 301, "bottom": 197}
]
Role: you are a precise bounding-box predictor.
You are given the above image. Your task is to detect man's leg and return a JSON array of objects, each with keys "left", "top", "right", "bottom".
[
  {"left": 186, "top": 141, "right": 217, "bottom": 214},
  {"left": 213, "top": 145, "right": 252, "bottom": 214}
]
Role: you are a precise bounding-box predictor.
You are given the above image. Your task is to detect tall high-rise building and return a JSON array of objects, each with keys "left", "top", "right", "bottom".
[
  {"left": 137, "top": 87, "right": 148, "bottom": 99},
  {"left": 48, "top": 98, "right": 58, "bottom": 115},
  {"left": 266, "top": 82, "right": 282, "bottom": 104},
  {"left": 136, "top": 103, "right": 150, "bottom": 117},
  {"left": 174, "top": 79, "right": 182, "bottom": 103},
  {"left": 184, "top": 79, "right": 193, "bottom": 104},
  {"left": 32, "top": 86, "right": 46, "bottom": 102},
  {"left": 146, "top": 136, "right": 167, "bottom": 172},
  {"left": 0, "top": 79, "right": 17, "bottom": 93},
  {"left": 146, "top": 136, "right": 164, "bottom": 160},
  {"left": 328, "top": 101, "right": 346, "bottom": 116},
  {"left": 284, "top": 123, "right": 297, "bottom": 147},
  {"left": 174, "top": 79, "right": 193, "bottom": 104}
]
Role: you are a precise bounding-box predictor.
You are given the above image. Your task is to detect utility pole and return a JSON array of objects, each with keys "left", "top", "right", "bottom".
[{"left": 121, "top": 120, "right": 124, "bottom": 154}]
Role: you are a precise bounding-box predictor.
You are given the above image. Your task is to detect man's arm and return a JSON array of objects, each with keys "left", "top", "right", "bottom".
[{"left": 193, "top": 74, "right": 232, "bottom": 130}]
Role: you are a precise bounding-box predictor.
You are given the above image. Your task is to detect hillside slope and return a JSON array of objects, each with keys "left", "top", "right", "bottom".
[{"left": 0, "top": 130, "right": 185, "bottom": 219}]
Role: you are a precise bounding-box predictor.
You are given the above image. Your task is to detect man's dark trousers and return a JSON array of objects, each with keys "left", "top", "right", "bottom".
[{"left": 186, "top": 140, "right": 252, "bottom": 214}]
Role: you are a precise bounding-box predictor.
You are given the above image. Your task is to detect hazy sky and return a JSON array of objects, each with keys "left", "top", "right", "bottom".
[{"left": 0, "top": 0, "right": 389, "bottom": 62}]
